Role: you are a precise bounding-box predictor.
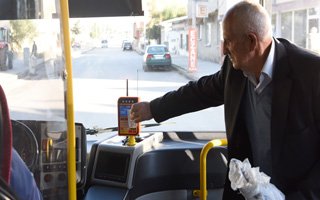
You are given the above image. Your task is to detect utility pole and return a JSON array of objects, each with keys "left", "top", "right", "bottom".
[
  {"left": 192, "top": 0, "right": 196, "bottom": 28},
  {"left": 188, "top": 0, "right": 198, "bottom": 72}
]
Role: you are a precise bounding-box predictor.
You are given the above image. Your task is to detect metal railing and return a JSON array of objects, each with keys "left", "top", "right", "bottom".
[{"left": 193, "top": 138, "right": 228, "bottom": 200}]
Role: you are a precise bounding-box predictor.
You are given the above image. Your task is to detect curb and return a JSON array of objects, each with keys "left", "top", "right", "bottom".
[{"left": 171, "top": 64, "right": 197, "bottom": 81}]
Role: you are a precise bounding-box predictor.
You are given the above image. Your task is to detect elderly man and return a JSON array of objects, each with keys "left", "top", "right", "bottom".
[{"left": 131, "top": 1, "right": 320, "bottom": 199}]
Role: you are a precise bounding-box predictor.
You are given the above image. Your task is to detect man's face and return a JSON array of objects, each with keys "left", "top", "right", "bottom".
[{"left": 222, "top": 21, "right": 251, "bottom": 71}]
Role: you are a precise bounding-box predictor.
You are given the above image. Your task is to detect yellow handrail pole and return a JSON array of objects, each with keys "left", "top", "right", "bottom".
[
  {"left": 199, "top": 139, "right": 227, "bottom": 200},
  {"left": 59, "top": 0, "right": 77, "bottom": 200}
]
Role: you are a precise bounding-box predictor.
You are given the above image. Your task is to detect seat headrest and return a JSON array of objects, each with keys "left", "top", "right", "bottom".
[{"left": 0, "top": 85, "right": 12, "bottom": 183}]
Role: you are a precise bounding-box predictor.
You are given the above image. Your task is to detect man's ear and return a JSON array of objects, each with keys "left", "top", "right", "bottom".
[{"left": 247, "top": 32, "right": 258, "bottom": 51}]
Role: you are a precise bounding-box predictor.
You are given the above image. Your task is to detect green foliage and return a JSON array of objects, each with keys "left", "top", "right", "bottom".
[
  {"left": 146, "top": 5, "right": 186, "bottom": 41},
  {"left": 146, "top": 25, "right": 161, "bottom": 41},
  {"left": 89, "top": 23, "right": 101, "bottom": 39},
  {"left": 9, "top": 20, "right": 37, "bottom": 51},
  {"left": 70, "top": 21, "right": 81, "bottom": 44},
  {"left": 71, "top": 21, "right": 81, "bottom": 35},
  {"left": 162, "top": 7, "right": 186, "bottom": 21}
]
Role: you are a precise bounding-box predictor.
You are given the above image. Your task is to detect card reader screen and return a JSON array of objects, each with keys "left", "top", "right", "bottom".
[
  {"left": 94, "top": 151, "right": 130, "bottom": 183},
  {"left": 119, "top": 105, "right": 131, "bottom": 117},
  {"left": 118, "top": 106, "right": 138, "bottom": 135},
  {"left": 118, "top": 97, "right": 139, "bottom": 136}
]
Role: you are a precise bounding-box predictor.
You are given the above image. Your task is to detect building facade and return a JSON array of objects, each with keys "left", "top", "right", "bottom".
[{"left": 160, "top": 0, "right": 320, "bottom": 63}]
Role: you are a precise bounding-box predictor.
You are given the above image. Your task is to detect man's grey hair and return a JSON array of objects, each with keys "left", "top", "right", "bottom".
[{"left": 224, "top": 1, "right": 272, "bottom": 41}]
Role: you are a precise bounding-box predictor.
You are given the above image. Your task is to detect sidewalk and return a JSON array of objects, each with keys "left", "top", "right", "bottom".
[
  {"left": 171, "top": 55, "right": 221, "bottom": 81},
  {"left": 13, "top": 57, "right": 49, "bottom": 80},
  {"left": 11, "top": 48, "right": 93, "bottom": 80}
]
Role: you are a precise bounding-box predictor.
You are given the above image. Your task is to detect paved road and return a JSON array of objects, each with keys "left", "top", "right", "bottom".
[{"left": 9, "top": 47, "right": 222, "bottom": 81}]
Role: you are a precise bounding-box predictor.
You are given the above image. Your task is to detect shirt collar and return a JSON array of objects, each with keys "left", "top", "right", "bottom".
[
  {"left": 243, "top": 38, "right": 275, "bottom": 94},
  {"left": 262, "top": 38, "right": 275, "bottom": 79},
  {"left": 243, "top": 38, "right": 275, "bottom": 82}
]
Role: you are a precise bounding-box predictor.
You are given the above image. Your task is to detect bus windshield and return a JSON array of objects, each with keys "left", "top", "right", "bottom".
[
  {"left": 0, "top": 0, "right": 319, "bottom": 200},
  {"left": 0, "top": 0, "right": 319, "bottom": 134}
]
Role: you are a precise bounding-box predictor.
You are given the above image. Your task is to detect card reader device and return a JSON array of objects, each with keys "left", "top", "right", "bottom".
[{"left": 117, "top": 97, "right": 140, "bottom": 136}]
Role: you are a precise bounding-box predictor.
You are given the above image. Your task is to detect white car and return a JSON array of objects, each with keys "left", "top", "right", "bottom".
[
  {"left": 142, "top": 44, "right": 172, "bottom": 72},
  {"left": 101, "top": 40, "right": 108, "bottom": 48}
]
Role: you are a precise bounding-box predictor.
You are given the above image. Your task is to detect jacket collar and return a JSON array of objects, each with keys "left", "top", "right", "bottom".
[{"left": 270, "top": 38, "right": 293, "bottom": 169}]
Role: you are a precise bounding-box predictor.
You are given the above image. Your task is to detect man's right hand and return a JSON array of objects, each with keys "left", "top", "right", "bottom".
[{"left": 130, "top": 101, "right": 153, "bottom": 123}]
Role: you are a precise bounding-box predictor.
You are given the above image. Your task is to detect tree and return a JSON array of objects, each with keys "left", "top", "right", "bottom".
[
  {"left": 70, "top": 21, "right": 81, "bottom": 44},
  {"left": 146, "top": 5, "right": 186, "bottom": 42},
  {"left": 9, "top": 20, "right": 37, "bottom": 52},
  {"left": 71, "top": 21, "right": 81, "bottom": 35},
  {"left": 89, "top": 23, "right": 101, "bottom": 39},
  {"left": 146, "top": 25, "right": 161, "bottom": 41}
]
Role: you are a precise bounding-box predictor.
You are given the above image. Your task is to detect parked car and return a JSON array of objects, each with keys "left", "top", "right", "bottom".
[
  {"left": 101, "top": 40, "right": 108, "bottom": 48},
  {"left": 121, "top": 40, "right": 128, "bottom": 48},
  {"left": 122, "top": 42, "right": 132, "bottom": 51},
  {"left": 142, "top": 45, "right": 172, "bottom": 71}
]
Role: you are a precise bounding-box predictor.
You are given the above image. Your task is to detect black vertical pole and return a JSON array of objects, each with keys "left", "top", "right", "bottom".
[{"left": 126, "top": 79, "right": 129, "bottom": 96}]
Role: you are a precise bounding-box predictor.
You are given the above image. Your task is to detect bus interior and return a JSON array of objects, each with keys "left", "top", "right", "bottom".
[{"left": 0, "top": 0, "right": 319, "bottom": 199}]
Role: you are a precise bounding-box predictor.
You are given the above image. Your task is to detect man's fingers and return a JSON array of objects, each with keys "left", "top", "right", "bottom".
[
  {"left": 130, "top": 102, "right": 152, "bottom": 123},
  {"left": 130, "top": 103, "right": 138, "bottom": 112},
  {"left": 133, "top": 116, "right": 141, "bottom": 123},
  {"left": 130, "top": 104, "right": 141, "bottom": 122}
]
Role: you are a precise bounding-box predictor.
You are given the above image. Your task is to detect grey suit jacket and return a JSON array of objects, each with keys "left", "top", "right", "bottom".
[{"left": 150, "top": 38, "right": 320, "bottom": 199}]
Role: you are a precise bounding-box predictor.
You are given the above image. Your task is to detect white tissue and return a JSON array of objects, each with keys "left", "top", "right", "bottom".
[{"left": 228, "top": 158, "right": 285, "bottom": 200}]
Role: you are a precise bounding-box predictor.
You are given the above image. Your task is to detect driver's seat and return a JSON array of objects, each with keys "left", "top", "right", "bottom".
[{"left": 0, "top": 85, "right": 13, "bottom": 184}]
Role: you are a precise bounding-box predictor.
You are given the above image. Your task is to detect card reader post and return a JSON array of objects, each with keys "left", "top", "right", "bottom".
[{"left": 127, "top": 135, "right": 136, "bottom": 146}]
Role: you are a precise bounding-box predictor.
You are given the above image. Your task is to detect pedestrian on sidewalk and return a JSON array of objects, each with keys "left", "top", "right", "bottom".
[
  {"left": 29, "top": 41, "right": 38, "bottom": 74},
  {"left": 130, "top": 1, "right": 320, "bottom": 200},
  {"left": 31, "top": 41, "right": 37, "bottom": 58}
]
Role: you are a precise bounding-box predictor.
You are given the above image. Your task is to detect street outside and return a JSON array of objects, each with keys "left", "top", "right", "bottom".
[{"left": 0, "top": 46, "right": 225, "bottom": 132}]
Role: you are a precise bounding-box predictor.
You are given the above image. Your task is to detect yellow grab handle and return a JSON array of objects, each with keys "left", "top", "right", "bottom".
[
  {"left": 59, "top": 0, "right": 77, "bottom": 199},
  {"left": 194, "top": 138, "right": 228, "bottom": 200}
]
